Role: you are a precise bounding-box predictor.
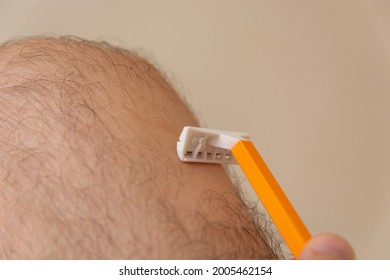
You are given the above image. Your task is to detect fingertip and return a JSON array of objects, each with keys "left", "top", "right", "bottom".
[{"left": 299, "top": 233, "right": 356, "bottom": 260}]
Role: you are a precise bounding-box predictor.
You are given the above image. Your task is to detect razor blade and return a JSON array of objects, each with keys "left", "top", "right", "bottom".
[{"left": 177, "top": 126, "right": 250, "bottom": 164}]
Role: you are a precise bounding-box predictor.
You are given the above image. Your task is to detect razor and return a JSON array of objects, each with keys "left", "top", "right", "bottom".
[{"left": 177, "top": 126, "right": 311, "bottom": 258}]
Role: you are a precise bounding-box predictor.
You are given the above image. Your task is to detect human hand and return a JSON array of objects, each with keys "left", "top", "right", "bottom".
[{"left": 299, "top": 233, "right": 356, "bottom": 259}]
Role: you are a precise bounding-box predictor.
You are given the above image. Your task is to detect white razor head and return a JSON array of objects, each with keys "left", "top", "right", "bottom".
[{"left": 177, "top": 126, "right": 250, "bottom": 164}]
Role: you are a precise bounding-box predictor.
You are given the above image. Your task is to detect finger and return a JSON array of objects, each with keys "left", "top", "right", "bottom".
[{"left": 298, "top": 233, "right": 356, "bottom": 260}]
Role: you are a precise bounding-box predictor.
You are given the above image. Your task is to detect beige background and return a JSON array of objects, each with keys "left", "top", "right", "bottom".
[{"left": 0, "top": 0, "right": 389, "bottom": 259}]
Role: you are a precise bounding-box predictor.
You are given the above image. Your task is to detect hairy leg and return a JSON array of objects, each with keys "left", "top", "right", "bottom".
[{"left": 0, "top": 37, "right": 276, "bottom": 259}]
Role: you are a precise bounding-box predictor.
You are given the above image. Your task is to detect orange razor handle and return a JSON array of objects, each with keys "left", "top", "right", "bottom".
[{"left": 231, "top": 140, "right": 311, "bottom": 258}]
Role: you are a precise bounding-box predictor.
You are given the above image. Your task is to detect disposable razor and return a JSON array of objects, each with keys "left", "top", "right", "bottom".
[{"left": 177, "top": 126, "right": 311, "bottom": 259}]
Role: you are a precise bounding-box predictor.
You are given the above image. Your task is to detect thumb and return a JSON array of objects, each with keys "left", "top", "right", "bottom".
[{"left": 299, "top": 233, "right": 356, "bottom": 260}]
